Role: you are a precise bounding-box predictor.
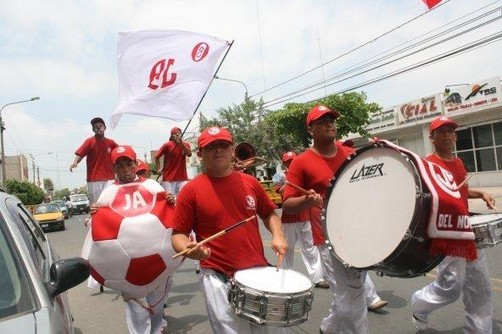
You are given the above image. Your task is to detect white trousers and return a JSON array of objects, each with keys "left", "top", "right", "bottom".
[
  {"left": 161, "top": 181, "right": 188, "bottom": 197},
  {"left": 318, "top": 244, "right": 370, "bottom": 334},
  {"left": 282, "top": 222, "right": 324, "bottom": 284},
  {"left": 199, "top": 268, "right": 289, "bottom": 334},
  {"left": 411, "top": 250, "right": 492, "bottom": 333},
  {"left": 124, "top": 277, "right": 172, "bottom": 334},
  {"left": 87, "top": 180, "right": 112, "bottom": 204}
]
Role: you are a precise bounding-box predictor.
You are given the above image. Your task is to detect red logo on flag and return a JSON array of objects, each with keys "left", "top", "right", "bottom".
[
  {"left": 191, "top": 42, "right": 209, "bottom": 62},
  {"left": 148, "top": 58, "right": 177, "bottom": 90}
]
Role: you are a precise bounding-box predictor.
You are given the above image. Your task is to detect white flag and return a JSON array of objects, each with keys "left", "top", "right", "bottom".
[{"left": 111, "top": 30, "right": 230, "bottom": 129}]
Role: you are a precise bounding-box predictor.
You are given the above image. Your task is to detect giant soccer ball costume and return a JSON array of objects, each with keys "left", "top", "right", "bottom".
[{"left": 81, "top": 178, "right": 182, "bottom": 298}]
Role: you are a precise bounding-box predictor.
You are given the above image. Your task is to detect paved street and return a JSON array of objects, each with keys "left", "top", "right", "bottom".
[{"left": 47, "top": 193, "right": 502, "bottom": 333}]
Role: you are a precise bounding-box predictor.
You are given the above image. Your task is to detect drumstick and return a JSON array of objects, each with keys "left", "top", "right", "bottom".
[
  {"left": 488, "top": 203, "right": 498, "bottom": 210},
  {"left": 172, "top": 216, "right": 255, "bottom": 259},
  {"left": 275, "top": 253, "right": 284, "bottom": 272},
  {"left": 454, "top": 173, "right": 474, "bottom": 191},
  {"left": 285, "top": 181, "right": 310, "bottom": 195}
]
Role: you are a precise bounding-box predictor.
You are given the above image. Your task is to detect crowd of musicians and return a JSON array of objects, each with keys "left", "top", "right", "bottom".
[{"left": 73, "top": 107, "right": 496, "bottom": 333}]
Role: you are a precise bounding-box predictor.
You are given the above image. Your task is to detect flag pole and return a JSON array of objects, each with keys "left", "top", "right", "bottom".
[{"left": 180, "top": 40, "right": 235, "bottom": 138}]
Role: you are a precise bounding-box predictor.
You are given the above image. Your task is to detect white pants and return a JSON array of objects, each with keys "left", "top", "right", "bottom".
[
  {"left": 161, "top": 181, "right": 188, "bottom": 196},
  {"left": 411, "top": 250, "right": 492, "bottom": 333},
  {"left": 199, "top": 268, "right": 288, "bottom": 334},
  {"left": 87, "top": 180, "right": 112, "bottom": 204},
  {"left": 124, "top": 278, "right": 172, "bottom": 334},
  {"left": 318, "top": 244, "right": 369, "bottom": 334},
  {"left": 282, "top": 222, "right": 324, "bottom": 284}
]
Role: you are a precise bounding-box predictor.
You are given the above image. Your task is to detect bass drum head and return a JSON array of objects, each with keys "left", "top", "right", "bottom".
[{"left": 324, "top": 146, "right": 418, "bottom": 268}]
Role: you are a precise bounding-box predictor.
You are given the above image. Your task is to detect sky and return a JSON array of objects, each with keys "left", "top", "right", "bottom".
[{"left": 0, "top": 0, "right": 501, "bottom": 191}]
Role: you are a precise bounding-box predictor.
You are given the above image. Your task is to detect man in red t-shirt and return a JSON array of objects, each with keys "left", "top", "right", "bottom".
[
  {"left": 275, "top": 151, "right": 329, "bottom": 289},
  {"left": 282, "top": 105, "right": 386, "bottom": 333},
  {"left": 154, "top": 127, "right": 192, "bottom": 196},
  {"left": 171, "top": 126, "right": 288, "bottom": 334},
  {"left": 411, "top": 116, "right": 494, "bottom": 332},
  {"left": 70, "top": 117, "right": 118, "bottom": 291},
  {"left": 70, "top": 117, "right": 119, "bottom": 204}
]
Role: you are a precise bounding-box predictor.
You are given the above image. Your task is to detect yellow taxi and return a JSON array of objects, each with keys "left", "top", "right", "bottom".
[
  {"left": 260, "top": 180, "right": 282, "bottom": 208},
  {"left": 34, "top": 203, "right": 66, "bottom": 231}
]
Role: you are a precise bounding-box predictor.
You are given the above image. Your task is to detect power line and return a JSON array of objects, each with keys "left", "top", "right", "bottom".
[
  {"left": 261, "top": 31, "right": 502, "bottom": 108},
  {"left": 248, "top": 0, "right": 452, "bottom": 99}
]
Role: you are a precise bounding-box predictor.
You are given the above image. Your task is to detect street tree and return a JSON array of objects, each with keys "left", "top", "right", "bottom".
[
  {"left": 6, "top": 179, "right": 45, "bottom": 205},
  {"left": 200, "top": 92, "right": 381, "bottom": 163}
]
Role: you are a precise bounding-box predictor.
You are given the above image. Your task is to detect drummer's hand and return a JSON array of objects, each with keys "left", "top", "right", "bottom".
[
  {"left": 271, "top": 234, "right": 288, "bottom": 261},
  {"left": 184, "top": 240, "right": 211, "bottom": 261},
  {"left": 304, "top": 190, "right": 322, "bottom": 207},
  {"left": 165, "top": 192, "right": 176, "bottom": 205},
  {"left": 482, "top": 193, "right": 496, "bottom": 209}
]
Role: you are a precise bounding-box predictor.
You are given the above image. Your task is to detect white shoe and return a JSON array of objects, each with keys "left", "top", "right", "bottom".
[
  {"left": 412, "top": 314, "right": 428, "bottom": 331},
  {"left": 367, "top": 299, "right": 388, "bottom": 311}
]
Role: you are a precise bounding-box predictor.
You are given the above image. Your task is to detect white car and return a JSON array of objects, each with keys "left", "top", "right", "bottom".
[{"left": 0, "top": 190, "right": 89, "bottom": 333}]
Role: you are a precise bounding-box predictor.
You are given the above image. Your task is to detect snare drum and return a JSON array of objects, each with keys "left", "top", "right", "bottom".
[
  {"left": 323, "top": 142, "right": 444, "bottom": 278},
  {"left": 228, "top": 266, "right": 314, "bottom": 326},
  {"left": 470, "top": 214, "right": 502, "bottom": 248}
]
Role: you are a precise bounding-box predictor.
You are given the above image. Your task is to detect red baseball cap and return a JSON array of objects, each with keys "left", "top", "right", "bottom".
[
  {"left": 429, "top": 116, "right": 458, "bottom": 134},
  {"left": 306, "top": 105, "right": 340, "bottom": 126},
  {"left": 111, "top": 145, "right": 137, "bottom": 164},
  {"left": 136, "top": 159, "right": 150, "bottom": 173},
  {"left": 282, "top": 151, "right": 297, "bottom": 162},
  {"left": 171, "top": 127, "right": 182, "bottom": 135},
  {"left": 198, "top": 126, "right": 233, "bottom": 149}
]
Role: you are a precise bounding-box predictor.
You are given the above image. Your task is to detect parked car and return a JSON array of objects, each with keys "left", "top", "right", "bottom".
[
  {"left": 33, "top": 203, "right": 65, "bottom": 231},
  {"left": 51, "top": 199, "right": 71, "bottom": 219},
  {"left": 0, "top": 189, "right": 89, "bottom": 333},
  {"left": 260, "top": 180, "right": 283, "bottom": 208},
  {"left": 68, "top": 194, "right": 90, "bottom": 214}
]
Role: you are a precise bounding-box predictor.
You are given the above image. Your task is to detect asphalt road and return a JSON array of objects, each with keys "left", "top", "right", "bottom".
[{"left": 47, "top": 210, "right": 502, "bottom": 334}]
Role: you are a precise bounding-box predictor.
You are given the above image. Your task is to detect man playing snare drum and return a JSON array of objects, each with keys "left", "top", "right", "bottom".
[
  {"left": 171, "top": 126, "right": 288, "bottom": 334},
  {"left": 411, "top": 116, "right": 495, "bottom": 332}
]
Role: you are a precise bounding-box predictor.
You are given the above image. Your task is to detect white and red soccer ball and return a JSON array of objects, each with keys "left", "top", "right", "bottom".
[{"left": 81, "top": 178, "right": 182, "bottom": 298}]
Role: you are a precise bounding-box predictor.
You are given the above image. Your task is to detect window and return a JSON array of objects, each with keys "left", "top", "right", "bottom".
[{"left": 455, "top": 121, "right": 502, "bottom": 172}]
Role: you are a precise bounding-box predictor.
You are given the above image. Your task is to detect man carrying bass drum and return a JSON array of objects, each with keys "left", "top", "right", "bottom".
[{"left": 282, "top": 105, "right": 387, "bottom": 334}]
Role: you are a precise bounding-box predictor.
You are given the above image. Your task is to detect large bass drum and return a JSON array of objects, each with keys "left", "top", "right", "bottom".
[{"left": 323, "top": 142, "right": 444, "bottom": 278}]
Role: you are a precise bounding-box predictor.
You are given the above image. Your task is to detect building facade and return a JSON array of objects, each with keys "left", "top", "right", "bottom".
[
  {"left": 5, "top": 154, "right": 29, "bottom": 183},
  {"left": 348, "top": 76, "right": 502, "bottom": 187}
]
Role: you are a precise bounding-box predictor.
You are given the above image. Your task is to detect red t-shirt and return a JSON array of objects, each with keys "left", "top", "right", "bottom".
[
  {"left": 155, "top": 141, "right": 190, "bottom": 181},
  {"left": 172, "top": 171, "right": 276, "bottom": 277},
  {"left": 283, "top": 143, "right": 354, "bottom": 245},
  {"left": 426, "top": 154, "right": 469, "bottom": 210},
  {"left": 278, "top": 171, "right": 310, "bottom": 224},
  {"left": 75, "top": 136, "right": 118, "bottom": 181}
]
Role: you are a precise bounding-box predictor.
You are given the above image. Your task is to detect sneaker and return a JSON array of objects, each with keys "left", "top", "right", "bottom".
[
  {"left": 412, "top": 314, "right": 428, "bottom": 331},
  {"left": 367, "top": 299, "right": 388, "bottom": 311},
  {"left": 314, "top": 280, "right": 329, "bottom": 289}
]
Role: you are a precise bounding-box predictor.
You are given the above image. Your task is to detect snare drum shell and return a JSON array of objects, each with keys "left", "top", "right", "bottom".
[
  {"left": 470, "top": 214, "right": 502, "bottom": 248},
  {"left": 228, "top": 267, "right": 314, "bottom": 327}
]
